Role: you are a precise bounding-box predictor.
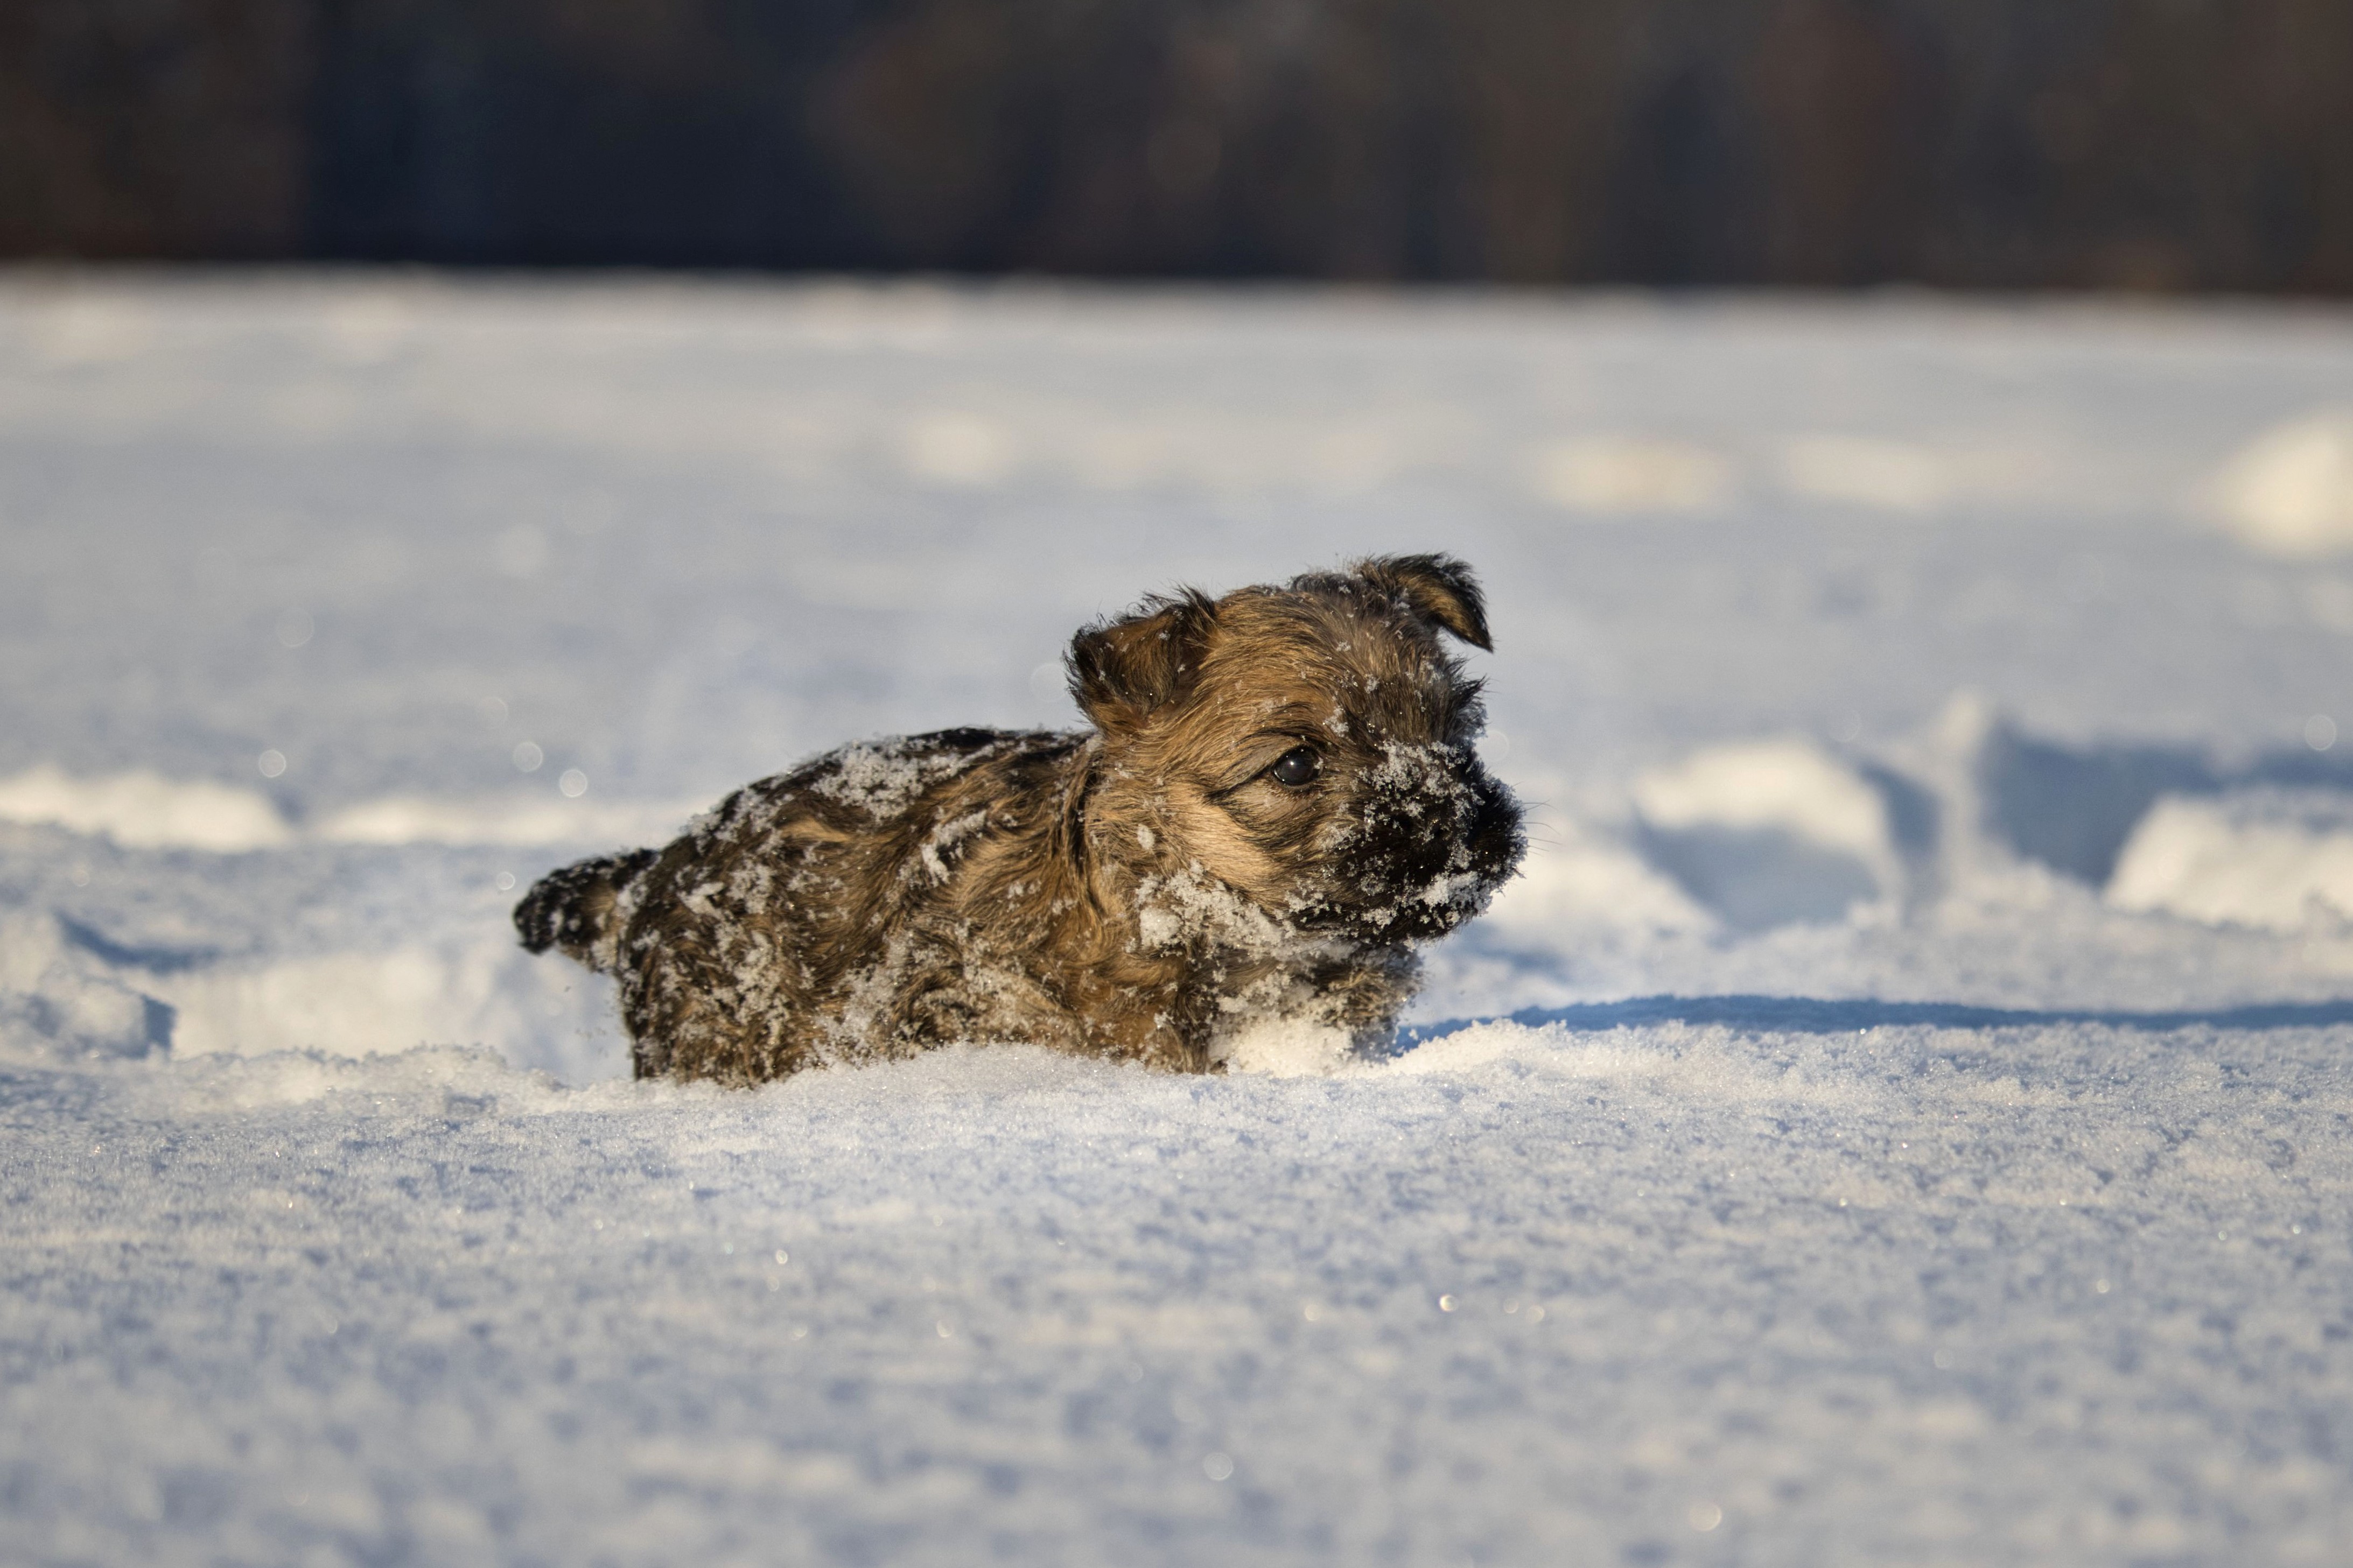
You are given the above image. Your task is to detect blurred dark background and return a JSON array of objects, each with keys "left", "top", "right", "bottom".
[{"left": 5, "top": 0, "right": 2349, "bottom": 291}]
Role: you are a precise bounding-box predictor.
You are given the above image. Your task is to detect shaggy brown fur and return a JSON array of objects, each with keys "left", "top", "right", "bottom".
[{"left": 516, "top": 555, "right": 1524, "bottom": 1083}]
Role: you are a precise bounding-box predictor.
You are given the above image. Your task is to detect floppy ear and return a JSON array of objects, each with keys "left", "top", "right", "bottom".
[
  {"left": 1352, "top": 553, "right": 1493, "bottom": 650},
  {"left": 1065, "top": 589, "right": 1219, "bottom": 733}
]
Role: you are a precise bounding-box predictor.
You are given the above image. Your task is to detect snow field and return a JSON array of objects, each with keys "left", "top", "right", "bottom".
[
  {"left": 9, "top": 1017, "right": 2351, "bottom": 1565},
  {"left": 6, "top": 275, "right": 2353, "bottom": 1563}
]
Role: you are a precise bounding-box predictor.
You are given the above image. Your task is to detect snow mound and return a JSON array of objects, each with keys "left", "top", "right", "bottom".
[
  {"left": 311, "top": 793, "right": 695, "bottom": 848},
  {"left": 0, "top": 910, "right": 174, "bottom": 1063},
  {"left": 0, "top": 768, "right": 692, "bottom": 851},
  {"left": 1479, "top": 740, "right": 1919, "bottom": 950},
  {"left": 1781, "top": 434, "right": 1949, "bottom": 514},
  {"left": 2108, "top": 789, "right": 2353, "bottom": 931},
  {"left": 1631, "top": 738, "right": 1899, "bottom": 931},
  {"left": 152, "top": 942, "right": 625, "bottom": 1079},
  {"left": 0, "top": 766, "right": 292, "bottom": 852},
  {"left": 1477, "top": 804, "right": 1715, "bottom": 940},
  {"left": 2211, "top": 407, "right": 2353, "bottom": 558},
  {"left": 1523, "top": 435, "right": 1732, "bottom": 514}
]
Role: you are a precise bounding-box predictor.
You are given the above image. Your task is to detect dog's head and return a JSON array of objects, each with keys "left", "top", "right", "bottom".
[{"left": 1068, "top": 554, "right": 1524, "bottom": 946}]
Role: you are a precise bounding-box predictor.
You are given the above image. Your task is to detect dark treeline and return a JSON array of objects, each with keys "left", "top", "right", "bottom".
[{"left": 5, "top": 0, "right": 2350, "bottom": 291}]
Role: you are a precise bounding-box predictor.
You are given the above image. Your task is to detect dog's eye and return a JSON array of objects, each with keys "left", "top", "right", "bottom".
[{"left": 1267, "top": 747, "right": 1322, "bottom": 788}]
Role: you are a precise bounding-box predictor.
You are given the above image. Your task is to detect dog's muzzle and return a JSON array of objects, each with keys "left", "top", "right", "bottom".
[{"left": 1306, "top": 743, "right": 1525, "bottom": 941}]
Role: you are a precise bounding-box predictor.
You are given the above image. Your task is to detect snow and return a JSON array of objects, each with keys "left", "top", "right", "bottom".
[
  {"left": 1628, "top": 739, "right": 1901, "bottom": 931},
  {"left": 5, "top": 273, "right": 2353, "bottom": 1563},
  {"left": 0, "top": 765, "right": 296, "bottom": 852},
  {"left": 0, "top": 767, "right": 695, "bottom": 851},
  {"left": 2108, "top": 789, "right": 2353, "bottom": 931},
  {"left": 2211, "top": 409, "right": 2353, "bottom": 559}
]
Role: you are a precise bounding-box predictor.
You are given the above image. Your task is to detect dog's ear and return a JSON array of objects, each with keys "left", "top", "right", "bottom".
[
  {"left": 1352, "top": 553, "right": 1493, "bottom": 650},
  {"left": 1066, "top": 589, "right": 1219, "bottom": 733}
]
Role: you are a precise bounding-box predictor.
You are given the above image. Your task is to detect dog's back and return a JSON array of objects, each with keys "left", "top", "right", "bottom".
[{"left": 516, "top": 728, "right": 1089, "bottom": 1080}]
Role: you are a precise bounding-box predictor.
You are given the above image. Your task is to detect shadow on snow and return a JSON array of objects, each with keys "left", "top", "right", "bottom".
[{"left": 1402, "top": 994, "right": 2353, "bottom": 1046}]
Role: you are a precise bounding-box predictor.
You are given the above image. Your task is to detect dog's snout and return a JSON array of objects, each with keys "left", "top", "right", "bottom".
[
  {"left": 1315, "top": 743, "right": 1524, "bottom": 941},
  {"left": 1465, "top": 772, "right": 1524, "bottom": 875}
]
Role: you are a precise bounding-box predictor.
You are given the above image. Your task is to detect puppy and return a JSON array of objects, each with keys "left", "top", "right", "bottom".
[{"left": 517, "top": 554, "right": 1523, "bottom": 1082}]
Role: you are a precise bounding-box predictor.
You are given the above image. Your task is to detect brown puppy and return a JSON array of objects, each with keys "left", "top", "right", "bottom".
[{"left": 516, "top": 555, "right": 1523, "bottom": 1082}]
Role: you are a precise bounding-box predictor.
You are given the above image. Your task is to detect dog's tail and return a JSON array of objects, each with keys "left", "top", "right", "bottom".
[{"left": 514, "top": 848, "right": 659, "bottom": 972}]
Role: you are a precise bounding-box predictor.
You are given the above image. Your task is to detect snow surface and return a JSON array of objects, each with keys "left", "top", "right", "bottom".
[{"left": 5, "top": 273, "right": 2353, "bottom": 1564}]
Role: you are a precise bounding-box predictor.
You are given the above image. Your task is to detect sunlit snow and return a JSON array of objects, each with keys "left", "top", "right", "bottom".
[{"left": 4, "top": 276, "right": 2352, "bottom": 1565}]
